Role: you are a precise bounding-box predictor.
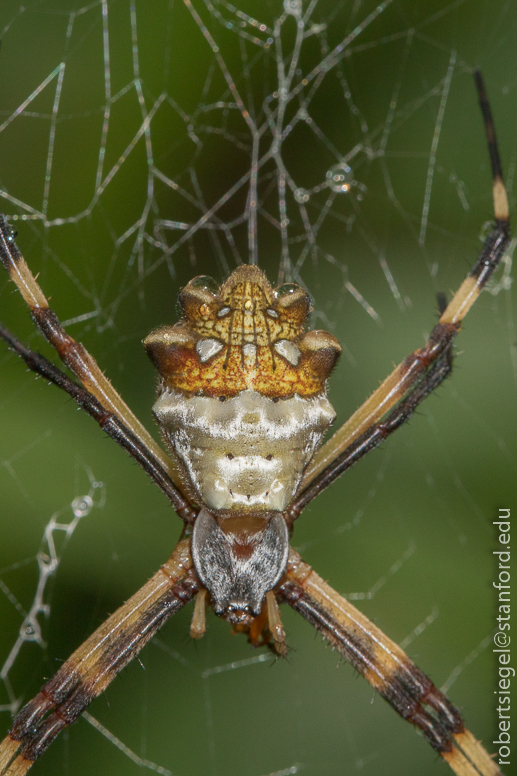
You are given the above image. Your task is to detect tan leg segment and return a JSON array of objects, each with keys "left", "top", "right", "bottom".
[
  {"left": 281, "top": 549, "right": 503, "bottom": 776},
  {"left": 190, "top": 588, "right": 207, "bottom": 639},
  {"left": 0, "top": 218, "right": 182, "bottom": 494},
  {"left": 302, "top": 222, "right": 510, "bottom": 490},
  {"left": 266, "top": 591, "right": 287, "bottom": 656},
  {"left": 301, "top": 320, "right": 457, "bottom": 488},
  {"left": 302, "top": 72, "right": 510, "bottom": 492},
  {"left": 0, "top": 541, "right": 197, "bottom": 775}
]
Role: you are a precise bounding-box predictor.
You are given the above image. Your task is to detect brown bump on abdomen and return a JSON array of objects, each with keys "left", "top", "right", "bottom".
[
  {"left": 143, "top": 323, "right": 198, "bottom": 378},
  {"left": 299, "top": 329, "right": 341, "bottom": 381}
]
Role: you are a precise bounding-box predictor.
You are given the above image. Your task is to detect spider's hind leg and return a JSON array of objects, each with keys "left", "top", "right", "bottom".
[
  {"left": 280, "top": 549, "right": 504, "bottom": 776},
  {"left": 0, "top": 542, "right": 198, "bottom": 776},
  {"left": 291, "top": 70, "right": 511, "bottom": 514}
]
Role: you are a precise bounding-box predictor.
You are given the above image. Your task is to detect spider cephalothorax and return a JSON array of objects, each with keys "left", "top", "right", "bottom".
[{"left": 143, "top": 264, "right": 341, "bottom": 399}]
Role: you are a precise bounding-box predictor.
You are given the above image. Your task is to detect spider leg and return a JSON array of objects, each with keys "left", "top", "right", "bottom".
[
  {"left": 189, "top": 589, "right": 208, "bottom": 638},
  {"left": 0, "top": 323, "right": 196, "bottom": 521},
  {"left": 280, "top": 550, "right": 503, "bottom": 776},
  {"left": 0, "top": 541, "right": 198, "bottom": 776},
  {"left": 288, "top": 346, "right": 453, "bottom": 518},
  {"left": 0, "top": 217, "right": 184, "bottom": 496},
  {"left": 299, "top": 70, "right": 511, "bottom": 497}
]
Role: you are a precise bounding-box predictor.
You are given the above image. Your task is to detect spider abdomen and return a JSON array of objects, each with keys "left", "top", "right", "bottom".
[
  {"left": 191, "top": 509, "right": 289, "bottom": 623},
  {"left": 152, "top": 388, "right": 335, "bottom": 512}
]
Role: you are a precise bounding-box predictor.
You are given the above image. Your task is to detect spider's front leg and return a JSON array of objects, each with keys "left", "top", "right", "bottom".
[
  {"left": 0, "top": 541, "right": 198, "bottom": 776},
  {"left": 293, "top": 69, "right": 511, "bottom": 510},
  {"left": 0, "top": 216, "right": 198, "bottom": 523},
  {"left": 279, "top": 550, "right": 503, "bottom": 776},
  {"left": 0, "top": 217, "right": 187, "bottom": 505}
]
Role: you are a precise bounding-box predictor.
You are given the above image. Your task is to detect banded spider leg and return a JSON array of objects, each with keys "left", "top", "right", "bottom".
[{"left": 0, "top": 70, "right": 510, "bottom": 776}]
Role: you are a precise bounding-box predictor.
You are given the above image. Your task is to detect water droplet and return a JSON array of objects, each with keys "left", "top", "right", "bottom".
[
  {"left": 190, "top": 275, "right": 219, "bottom": 294},
  {"left": 276, "top": 283, "right": 299, "bottom": 297},
  {"left": 294, "top": 187, "right": 310, "bottom": 203},
  {"left": 479, "top": 220, "right": 496, "bottom": 242},
  {"left": 326, "top": 162, "right": 353, "bottom": 193},
  {"left": 72, "top": 494, "right": 93, "bottom": 518},
  {"left": 284, "top": 0, "right": 302, "bottom": 16}
]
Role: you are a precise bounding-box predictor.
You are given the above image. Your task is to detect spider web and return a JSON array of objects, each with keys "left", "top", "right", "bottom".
[{"left": 0, "top": 1, "right": 516, "bottom": 774}]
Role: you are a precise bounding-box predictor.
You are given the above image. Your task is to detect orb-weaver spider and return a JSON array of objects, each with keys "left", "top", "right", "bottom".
[{"left": 0, "top": 71, "right": 509, "bottom": 776}]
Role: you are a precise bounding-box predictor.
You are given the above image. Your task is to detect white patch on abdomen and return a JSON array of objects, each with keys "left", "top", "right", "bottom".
[{"left": 153, "top": 389, "right": 335, "bottom": 512}]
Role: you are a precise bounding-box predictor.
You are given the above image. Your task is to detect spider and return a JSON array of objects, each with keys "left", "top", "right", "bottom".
[{"left": 0, "top": 71, "right": 510, "bottom": 776}]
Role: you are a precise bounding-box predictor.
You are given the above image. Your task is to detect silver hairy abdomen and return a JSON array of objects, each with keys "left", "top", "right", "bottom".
[
  {"left": 191, "top": 509, "right": 289, "bottom": 623},
  {"left": 154, "top": 387, "right": 335, "bottom": 619},
  {"left": 153, "top": 388, "right": 335, "bottom": 513}
]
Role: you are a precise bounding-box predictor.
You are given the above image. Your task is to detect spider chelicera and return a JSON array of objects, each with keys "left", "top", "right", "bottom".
[{"left": 0, "top": 71, "right": 510, "bottom": 776}]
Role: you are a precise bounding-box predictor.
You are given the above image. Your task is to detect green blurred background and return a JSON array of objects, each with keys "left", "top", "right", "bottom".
[{"left": 0, "top": 1, "right": 516, "bottom": 774}]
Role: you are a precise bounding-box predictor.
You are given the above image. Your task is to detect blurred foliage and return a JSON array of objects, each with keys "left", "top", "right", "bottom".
[{"left": 0, "top": 1, "right": 516, "bottom": 775}]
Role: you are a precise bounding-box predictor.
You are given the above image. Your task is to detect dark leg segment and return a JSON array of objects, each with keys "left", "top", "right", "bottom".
[
  {"left": 300, "top": 70, "right": 511, "bottom": 496},
  {"left": 288, "top": 346, "right": 453, "bottom": 520},
  {"left": 280, "top": 550, "right": 504, "bottom": 776},
  {"left": 0, "top": 215, "right": 184, "bottom": 496},
  {"left": 0, "top": 323, "right": 197, "bottom": 522},
  {"left": 0, "top": 542, "right": 197, "bottom": 774},
  {"left": 280, "top": 580, "right": 460, "bottom": 750}
]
